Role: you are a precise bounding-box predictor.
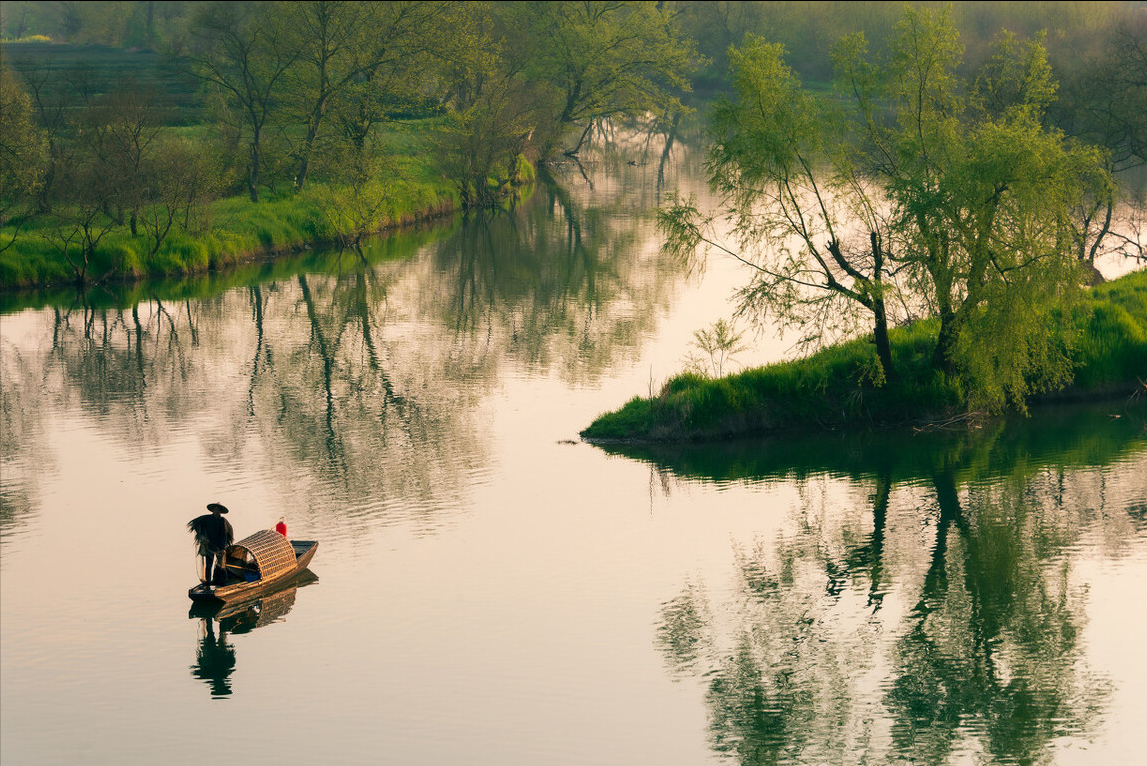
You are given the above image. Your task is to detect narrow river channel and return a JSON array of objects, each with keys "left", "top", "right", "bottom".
[{"left": 2, "top": 136, "right": 1145, "bottom": 766}]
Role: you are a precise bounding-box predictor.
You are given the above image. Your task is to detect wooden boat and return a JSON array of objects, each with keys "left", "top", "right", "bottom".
[
  {"left": 189, "top": 528, "right": 318, "bottom": 604},
  {"left": 189, "top": 570, "right": 318, "bottom": 632}
]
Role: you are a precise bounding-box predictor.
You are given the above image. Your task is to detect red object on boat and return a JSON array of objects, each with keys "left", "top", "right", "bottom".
[{"left": 276, "top": 520, "right": 287, "bottom": 537}]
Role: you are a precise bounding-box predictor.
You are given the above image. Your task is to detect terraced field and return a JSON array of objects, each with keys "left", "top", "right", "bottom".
[{"left": 3, "top": 41, "right": 202, "bottom": 124}]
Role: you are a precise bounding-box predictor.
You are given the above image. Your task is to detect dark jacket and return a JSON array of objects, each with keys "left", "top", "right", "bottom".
[{"left": 188, "top": 514, "right": 234, "bottom": 555}]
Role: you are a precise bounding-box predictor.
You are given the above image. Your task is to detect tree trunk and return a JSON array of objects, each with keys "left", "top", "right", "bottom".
[
  {"left": 932, "top": 310, "right": 959, "bottom": 374},
  {"left": 873, "top": 301, "right": 895, "bottom": 381},
  {"left": 564, "top": 119, "right": 595, "bottom": 157},
  {"left": 248, "top": 140, "right": 260, "bottom": 203},
  {"left": 296, "top": 148, "right": 312, "bottom": 192},
  {"left": 36, "top": 155, "right": 57, "bottom": 214},
  {"left": 295, "top": 102, "right": 326, "bottom": 191},
  {"left": 1085, "top": 195, "right": 1115, "bottom": 264},
  {"left": 561, "top": 80, "right": 582, "bottom": 124},
  {"left": 869, "top": 232, "right": 895, "bottom": 381}
]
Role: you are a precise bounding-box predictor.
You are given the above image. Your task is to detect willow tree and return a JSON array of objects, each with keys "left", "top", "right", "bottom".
[
  {"left": 663, "top": 6, "right": 1110, "bottom": 410},
  {"left": 660, "top": 36, "right": 903, "bottom": 380},
  {"left": 853, "top": 8, "right": 1109, "bottom": 408},
  {"left": 510, "top": 0, "right": 703, "bottom": 156}
]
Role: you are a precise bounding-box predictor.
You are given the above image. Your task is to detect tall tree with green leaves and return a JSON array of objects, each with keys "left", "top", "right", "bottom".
[
  {"left": 663, "top": 6, "right": 1110, "bottom": 411},
  {"left": 189, "top": 1, "right": 297, "bottom": 202},
  {"left": 858, "top": 8, "right": 1108, "bottom": 408},
  {"left": 659, "top": 35, "right": 903, "bottom": 379},
  {"left": 82, "top": 83, "right": 163, "bottom": 235},
  {"left": 272, "top": 0, "right": 449, "bottom": 191},
  {"left": 15, "top": 57, "right": 71, "bottom": 214},
  {"left": 330, "top": 1, "right": 451, "bottom": 154},
  {"left": 434, "top": 1, "right": 546, "bottom": 208}
]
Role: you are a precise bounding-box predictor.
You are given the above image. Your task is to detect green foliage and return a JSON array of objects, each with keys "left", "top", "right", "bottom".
[
  {"left": 0, "top": 118, "right": 458, "bottom": 288},
  {"left": 0, "top": 62, "right": 47, "bottom": 237},
  {"left": 1, "top": 0, "right": 706, "bottom": 279},
  {"left": 681, "top": 32, "right": 900, "bottom": 380},
  {"left": 677, "top": 6, "right": 1112, "bottom": 416},
  {"left": 437, "top": 76, "right": 540, "bottom": 208},
  {"left": 578, "top": 396, "right": 655, "bottom": 441},
  {"left": 0, "top": 224, "right": 439, "bottom": 314},
  {"left": 671, "top": 1, "right": 1139, "bottom": 93},
  {"left": 2, "top": 0, "right": 1137, "bottom": 301},
  {"left": 510, "top": 0, "right": 704, "bottom": 155},
  {"left": 584, "top": 322, "right": 956, "bottom": 441},
  {"left": 188, "top": 1, "right": 301, "bottom": 202},
  {"left": 303, "top": 129, "right": 462, "bottom": 248},
  {"left": 270, "top": 1, "right": 455, "bottom": 191}
]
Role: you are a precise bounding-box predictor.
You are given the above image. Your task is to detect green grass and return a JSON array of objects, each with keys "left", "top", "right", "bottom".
[
  {"left": 581, "top": 270, "right": 1147, "bottom": 442},
  {"left": 0, "top": 223, "right": 449, "bottom": 314},
  {"left": 1069, "top": 270, "right": 1147, "bottom": 390},
  {"left": 0, "top": 43, "right": 477, "bottom": 291}
]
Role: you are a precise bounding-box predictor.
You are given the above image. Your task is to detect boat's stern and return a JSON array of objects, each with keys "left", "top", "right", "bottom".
[{"left": 188, "top": 583, "right": 224, "bottom": 603}]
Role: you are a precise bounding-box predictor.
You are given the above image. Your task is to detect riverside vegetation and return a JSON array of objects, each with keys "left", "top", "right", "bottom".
[
  {"left": 0, "top": 1, "right": 701, "bottom": 289},
  {"left": 2, "top": 2, "right": 1145, "bottom": 433},
  {"left": 2, "top": 1, "right": 1143, "bottom": 292}
]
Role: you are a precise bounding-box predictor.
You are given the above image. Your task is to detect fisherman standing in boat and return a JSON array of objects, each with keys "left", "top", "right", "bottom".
[{"left": 188, "top": 503, "right": 234, "bottom": 585}]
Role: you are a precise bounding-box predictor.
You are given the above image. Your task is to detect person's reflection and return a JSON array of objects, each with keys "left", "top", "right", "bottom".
[
  {"left": 190, "top": 615, "right": 236, "bottom": 698},
  {"left": 187, "top": 572, "right": 317, "bottom": 698}
]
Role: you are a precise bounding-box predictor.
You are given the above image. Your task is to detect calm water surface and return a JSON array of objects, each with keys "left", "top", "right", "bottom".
[{"left": 2, "top": 142, "right": 1146, "bottom": 766}]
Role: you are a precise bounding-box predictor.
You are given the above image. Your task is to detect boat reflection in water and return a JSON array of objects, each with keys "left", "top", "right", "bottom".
[{"left": 188, "top": 571, "right": 318, "bottom": 698}]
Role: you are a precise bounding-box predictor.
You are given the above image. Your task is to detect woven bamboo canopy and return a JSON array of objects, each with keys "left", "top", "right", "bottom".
[{"left": 228, "top": 529, "right": 297, "bottom": 581}]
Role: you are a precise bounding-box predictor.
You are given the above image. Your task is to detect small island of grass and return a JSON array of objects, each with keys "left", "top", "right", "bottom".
[{"left": 581, "top": 270, "right": 1147, "bottom": 443}]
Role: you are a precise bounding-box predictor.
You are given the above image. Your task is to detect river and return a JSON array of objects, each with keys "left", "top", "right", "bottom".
[{"left": 2, "top": 133, "right": 1145, "bottom": 766}]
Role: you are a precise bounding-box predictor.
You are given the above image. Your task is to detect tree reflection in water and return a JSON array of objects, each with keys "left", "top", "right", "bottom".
[
  {"left": 0, "top": 156, "right": 687, "bottom": 537},
  {"left": 422, "top": 164, "right": 680, "bottom": 385},
  {"left": 643, "top": 408, "right": 1145, "bottom": 765},
  {"left": 886, "top": 469, "right": 1108, "bottom": 765}
]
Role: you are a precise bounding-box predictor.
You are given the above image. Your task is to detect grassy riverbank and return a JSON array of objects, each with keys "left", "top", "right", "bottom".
[
  {"left": 581, "top": 269, "right": 1147, "bottom": 442},
  {"left": 0, "top": 120, "right": 465, "bottom": 291},
  {"left": 0, "top": 220, "right": 454, "bottom": 315}
]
